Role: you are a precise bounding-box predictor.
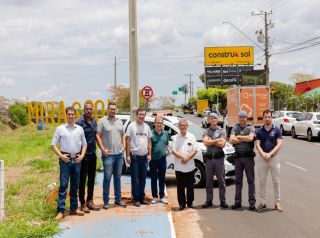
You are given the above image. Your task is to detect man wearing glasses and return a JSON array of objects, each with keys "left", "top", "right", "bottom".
[
  {"left": 126, "top": 108, "right": 152, "bottom": 207},
  {"left": 52, "top": 107, "right": 87, "bottom": 220},
  {"left": 150, "top": 116, "right": 169, "bottom": 204}
]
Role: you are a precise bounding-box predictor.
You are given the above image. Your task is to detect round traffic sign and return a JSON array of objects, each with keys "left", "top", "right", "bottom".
[{"left": 142, "top": 86, "right": 153, "bottom": 100}]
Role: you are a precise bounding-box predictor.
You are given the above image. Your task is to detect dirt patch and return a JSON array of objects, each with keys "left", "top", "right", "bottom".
[
  {"left": 4, "top": 166, "right": 25, "bottom": 183},
  {"left": 166, "top": 180, "right": 203, "bottom": 238}
]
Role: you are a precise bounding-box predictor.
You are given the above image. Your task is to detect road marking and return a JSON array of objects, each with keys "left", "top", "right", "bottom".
[{"left": 285, "top": 162, "right": 308, "bottom": 172}]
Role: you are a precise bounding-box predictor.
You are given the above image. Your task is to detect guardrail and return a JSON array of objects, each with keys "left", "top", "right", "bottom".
[{"left": 0, "top": 160, "right": 4, "bottom": 222}]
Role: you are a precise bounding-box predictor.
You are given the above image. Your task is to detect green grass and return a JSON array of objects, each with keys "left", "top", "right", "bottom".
[{"left": 0, "top": 124, "right": 61, "bottom": 237}]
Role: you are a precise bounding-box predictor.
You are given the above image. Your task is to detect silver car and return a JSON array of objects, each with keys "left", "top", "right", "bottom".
[{"left": 117, "top": 114, "right": 235, "bottom": 188}]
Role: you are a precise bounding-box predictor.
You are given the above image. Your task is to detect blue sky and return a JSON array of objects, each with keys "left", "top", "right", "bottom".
[{"left": 0, "top": 0, "right": 319, "bottom": 106}]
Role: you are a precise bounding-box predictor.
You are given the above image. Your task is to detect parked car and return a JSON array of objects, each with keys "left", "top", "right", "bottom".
[
  {"left": 117, "top": 115, "right": 235, "bottom": 187},
  {"left": 273, "top": 111, "right": 302, "bottom": 135},
  {"left": 201, "top": 108, "right": 211, "bottom": 118},
  {"left": 201, "top": 110, "right": 224, "bottom": 128},
  {"left": 291, "top": 112, "right": 320, "bottom": 142}
]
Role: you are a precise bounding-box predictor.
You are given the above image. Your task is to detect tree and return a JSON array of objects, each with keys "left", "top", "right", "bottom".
[
  {"left": 8, "top": 103, "right": 28, "bottom": 126},
  {"left": 290, "top": 73, "right": 315, "bottom": 83},
  {"left": 154, "top": 97, "right": 176, "bottom": 110},
  {"left": 108, "top": 85, "right": 149, "bottom": 112}
]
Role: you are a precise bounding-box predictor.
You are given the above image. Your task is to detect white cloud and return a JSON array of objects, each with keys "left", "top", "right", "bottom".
[{"left": 0, "top": 76, "right": 15, "bottom": 86}]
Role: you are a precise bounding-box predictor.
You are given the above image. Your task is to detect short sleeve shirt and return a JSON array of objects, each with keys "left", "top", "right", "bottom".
[
  {"left": 256, "top": 124, "right": 282, "bottom": 153},
  {"left": 51, "top": 124, "right": 87, "bottom": 153},
  {"left": 203, "top": 127, "right": 226, "bottom": 154},
  {"left": 126, "top": 122, "right": 152, "bottom": 156},
  {"left": 172, "top": 132, "right": 198, "bottom": 173},
  {"left": 97, "top": 116, "right": 124, "bottom": 155}
]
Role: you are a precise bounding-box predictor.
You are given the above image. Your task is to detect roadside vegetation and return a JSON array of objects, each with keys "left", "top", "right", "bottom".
[{"left": 0, "top": 124, "right": 60, "bottom": 238}]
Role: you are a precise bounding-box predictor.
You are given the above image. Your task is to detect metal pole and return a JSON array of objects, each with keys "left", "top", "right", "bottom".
[
  {"left": 114, "top": 56, "right": 117, "bottom": 103},
  {"left": 129, "top": 0, "right": 139, "bottom": 121},
  {"left": 264, "top": 11, "right": 270, "bottom": 85},
  {"left": 0, "top": 160, "right": 4, "bottom": 222}
]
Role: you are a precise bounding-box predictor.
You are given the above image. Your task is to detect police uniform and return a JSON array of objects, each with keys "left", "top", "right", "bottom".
[
  {"left": 203, "top": 126, "right": 227, "bottom": 206},
  {"left": 231, "top": 123, "right": 256, "bottom": 207}
]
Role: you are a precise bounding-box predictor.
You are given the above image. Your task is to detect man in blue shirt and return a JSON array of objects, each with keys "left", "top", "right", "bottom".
[
  {"left": 255, "top": 109, "right": 283, "bottom": 212},
  {"left": 76, "top": 103, "right": 100, "bottom": 213}
]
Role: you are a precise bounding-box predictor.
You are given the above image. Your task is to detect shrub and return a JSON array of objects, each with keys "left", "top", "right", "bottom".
[{"left": 8, "top": 103, "right": 28, "bottom": 126}]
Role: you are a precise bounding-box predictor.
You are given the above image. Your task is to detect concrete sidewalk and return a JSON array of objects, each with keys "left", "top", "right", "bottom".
[{"left": 54, "top": 173, "right": 176, "bottom": 238}]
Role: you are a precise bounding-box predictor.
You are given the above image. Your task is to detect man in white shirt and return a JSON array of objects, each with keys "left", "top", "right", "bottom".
[
  {"left": 172, "top": 118, "right": 198, "bottom": 210},
  {"left": 52, "top": 107, "right": 87, "bottom": 221},
  {"left": 126, "top": 108, "right": 152, "bottom": 207}
]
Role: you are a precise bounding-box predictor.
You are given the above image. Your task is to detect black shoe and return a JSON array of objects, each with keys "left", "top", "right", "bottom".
[
  {"left": 115, "top": 200, "right": 127, "bottom": 208},
  {"left": 249, "top": 205, "right": 255, "bottom": 211},
  {"left": 179, "top": 205, "right": 185, "bottom": 211},
  {"left": 133, "top": 200, "right": 141, "bottom": 207},
  {"left": 231, "top": 203, "right": 242, "bottom": 209},
  {"left": 187, "top": 203, "right": 196, "bottom": 209},
  {"left": 139, "top": 199, "right": 150, "bottom": 205},
  {"left": 220, "top": 202, "right": 228, "bottom": 209},
  {"left": 202, "top": 201, "right": 213, "bottom": 208}
]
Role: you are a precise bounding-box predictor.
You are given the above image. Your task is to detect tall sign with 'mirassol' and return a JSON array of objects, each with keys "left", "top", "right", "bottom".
[{"left": 204, "top": 46, "right": 264, "bottom": 87}]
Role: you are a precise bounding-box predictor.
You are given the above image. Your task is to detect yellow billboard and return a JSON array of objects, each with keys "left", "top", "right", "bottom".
[{"left": 204, "top": 46, "right": 254, "bottom": 66}]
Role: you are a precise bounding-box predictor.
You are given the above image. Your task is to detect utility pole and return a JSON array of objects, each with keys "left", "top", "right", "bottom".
[
  {"left": 129, "top": 0, "right": 139, "bottom": 121},
  {"left": 252, "top": 11, "right": 273, "bottom": 85},
  {"left": 185, "top": 74, "right": 193, "bottom": 99},
  {"left": 114, "top": 56, "right": 117, "bottom": 103}
]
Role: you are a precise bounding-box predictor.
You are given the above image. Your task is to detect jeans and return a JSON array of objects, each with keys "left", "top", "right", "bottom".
[
  {"left": 149, "top": 157, "right": 167, "bottom": 198},
  {"left": 57, "top": 159, "right": 81, "bottom": 213},
  {"left": 102, "top": 153, "right": 124, "bottom": 205},
  {"left": 130, "top": 154, "right": 148, "bottom": 201},
  {"left": 79, "top": 154, "right": 97, "bottom": 204}
]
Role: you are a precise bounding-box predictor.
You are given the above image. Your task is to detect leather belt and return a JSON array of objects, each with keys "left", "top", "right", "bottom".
[{"left": 61, "top": 151, "right": 80, "bottom": 159}]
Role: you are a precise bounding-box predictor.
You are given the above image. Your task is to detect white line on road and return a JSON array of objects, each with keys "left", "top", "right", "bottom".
[{"left": 285, "top": 162, "right": 308, "bottom": 172}]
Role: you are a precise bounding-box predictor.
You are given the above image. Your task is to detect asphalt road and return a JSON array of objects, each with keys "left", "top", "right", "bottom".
[{"left": 172, "top": 112, "right": 320, "bottom": 238}]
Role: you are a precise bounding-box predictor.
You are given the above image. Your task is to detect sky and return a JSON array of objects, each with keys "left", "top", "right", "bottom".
[{"left": 0, "top": 0, "right": 319, "bottom": 106}]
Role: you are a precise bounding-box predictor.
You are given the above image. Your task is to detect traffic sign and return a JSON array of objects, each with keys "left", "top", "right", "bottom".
[
  {"left": 172, "top": 91, "right": 177, "bottom": 95},
  {"left": 142, "top": 86, "right": 153, "bottom": 100}
]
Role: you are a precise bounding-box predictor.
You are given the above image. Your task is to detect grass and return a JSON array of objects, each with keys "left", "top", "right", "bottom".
[{"left": 0, "top": 124, "right": 60, "bottom": 238}]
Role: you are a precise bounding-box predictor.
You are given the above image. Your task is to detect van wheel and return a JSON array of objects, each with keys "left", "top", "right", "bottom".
[
  {"left": 194, "top": 161, "right": 206, "bottom": 188},
  {"left": 307, "top": 129, "right": 313, "bottom": 142},
  {"left": 291, "top": 127, "right": 297, "bottom": 138}
]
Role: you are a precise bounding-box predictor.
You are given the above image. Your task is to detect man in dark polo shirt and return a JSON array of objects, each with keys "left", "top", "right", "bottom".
[
  {"left": 76, "top": 103, "right": 100, "bottom": 212},
  {"left": 230, "top": 111, "right": 256, "bottom": 210},
  {"left": 255, "top": 109, "right": 283, "bottom": 212},
  {"left": 150, "top": 116, "right": 169, "bottom": 204}
]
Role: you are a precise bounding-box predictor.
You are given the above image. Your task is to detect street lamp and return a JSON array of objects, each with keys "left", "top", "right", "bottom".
[{"left": 222, "top": 21, "right": 264, "bottom": 51}]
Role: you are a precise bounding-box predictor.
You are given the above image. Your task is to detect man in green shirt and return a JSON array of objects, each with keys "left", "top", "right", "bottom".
[{"left": 150, "top": 116, "right": 169, "bottom": 204}]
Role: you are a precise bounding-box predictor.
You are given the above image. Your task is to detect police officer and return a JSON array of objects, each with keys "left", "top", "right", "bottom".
[
  {"left": 230, "top": 111, "right": 256, "bottom": 210},
  {"left": 202, "top": 112, "right": 228, "bottom": 209}
]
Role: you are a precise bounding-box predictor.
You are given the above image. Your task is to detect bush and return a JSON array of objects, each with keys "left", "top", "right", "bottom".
[{"left": 8, "top": 103, "right": 28, "bottom": 126}]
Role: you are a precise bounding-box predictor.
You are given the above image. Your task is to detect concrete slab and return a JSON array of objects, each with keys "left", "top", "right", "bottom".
[{"left": 54, "top": 173, "right": 175, "bottom": 238}]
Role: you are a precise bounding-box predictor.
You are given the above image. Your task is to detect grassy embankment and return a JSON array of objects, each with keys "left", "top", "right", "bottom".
[{"left": 0, "top": 124, "right": 60, "bottom": 237}]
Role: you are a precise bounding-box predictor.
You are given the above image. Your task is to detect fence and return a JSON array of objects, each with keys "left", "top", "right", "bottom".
[{"left": 0, "top": 160, "right": 4, "bottom": 222}]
